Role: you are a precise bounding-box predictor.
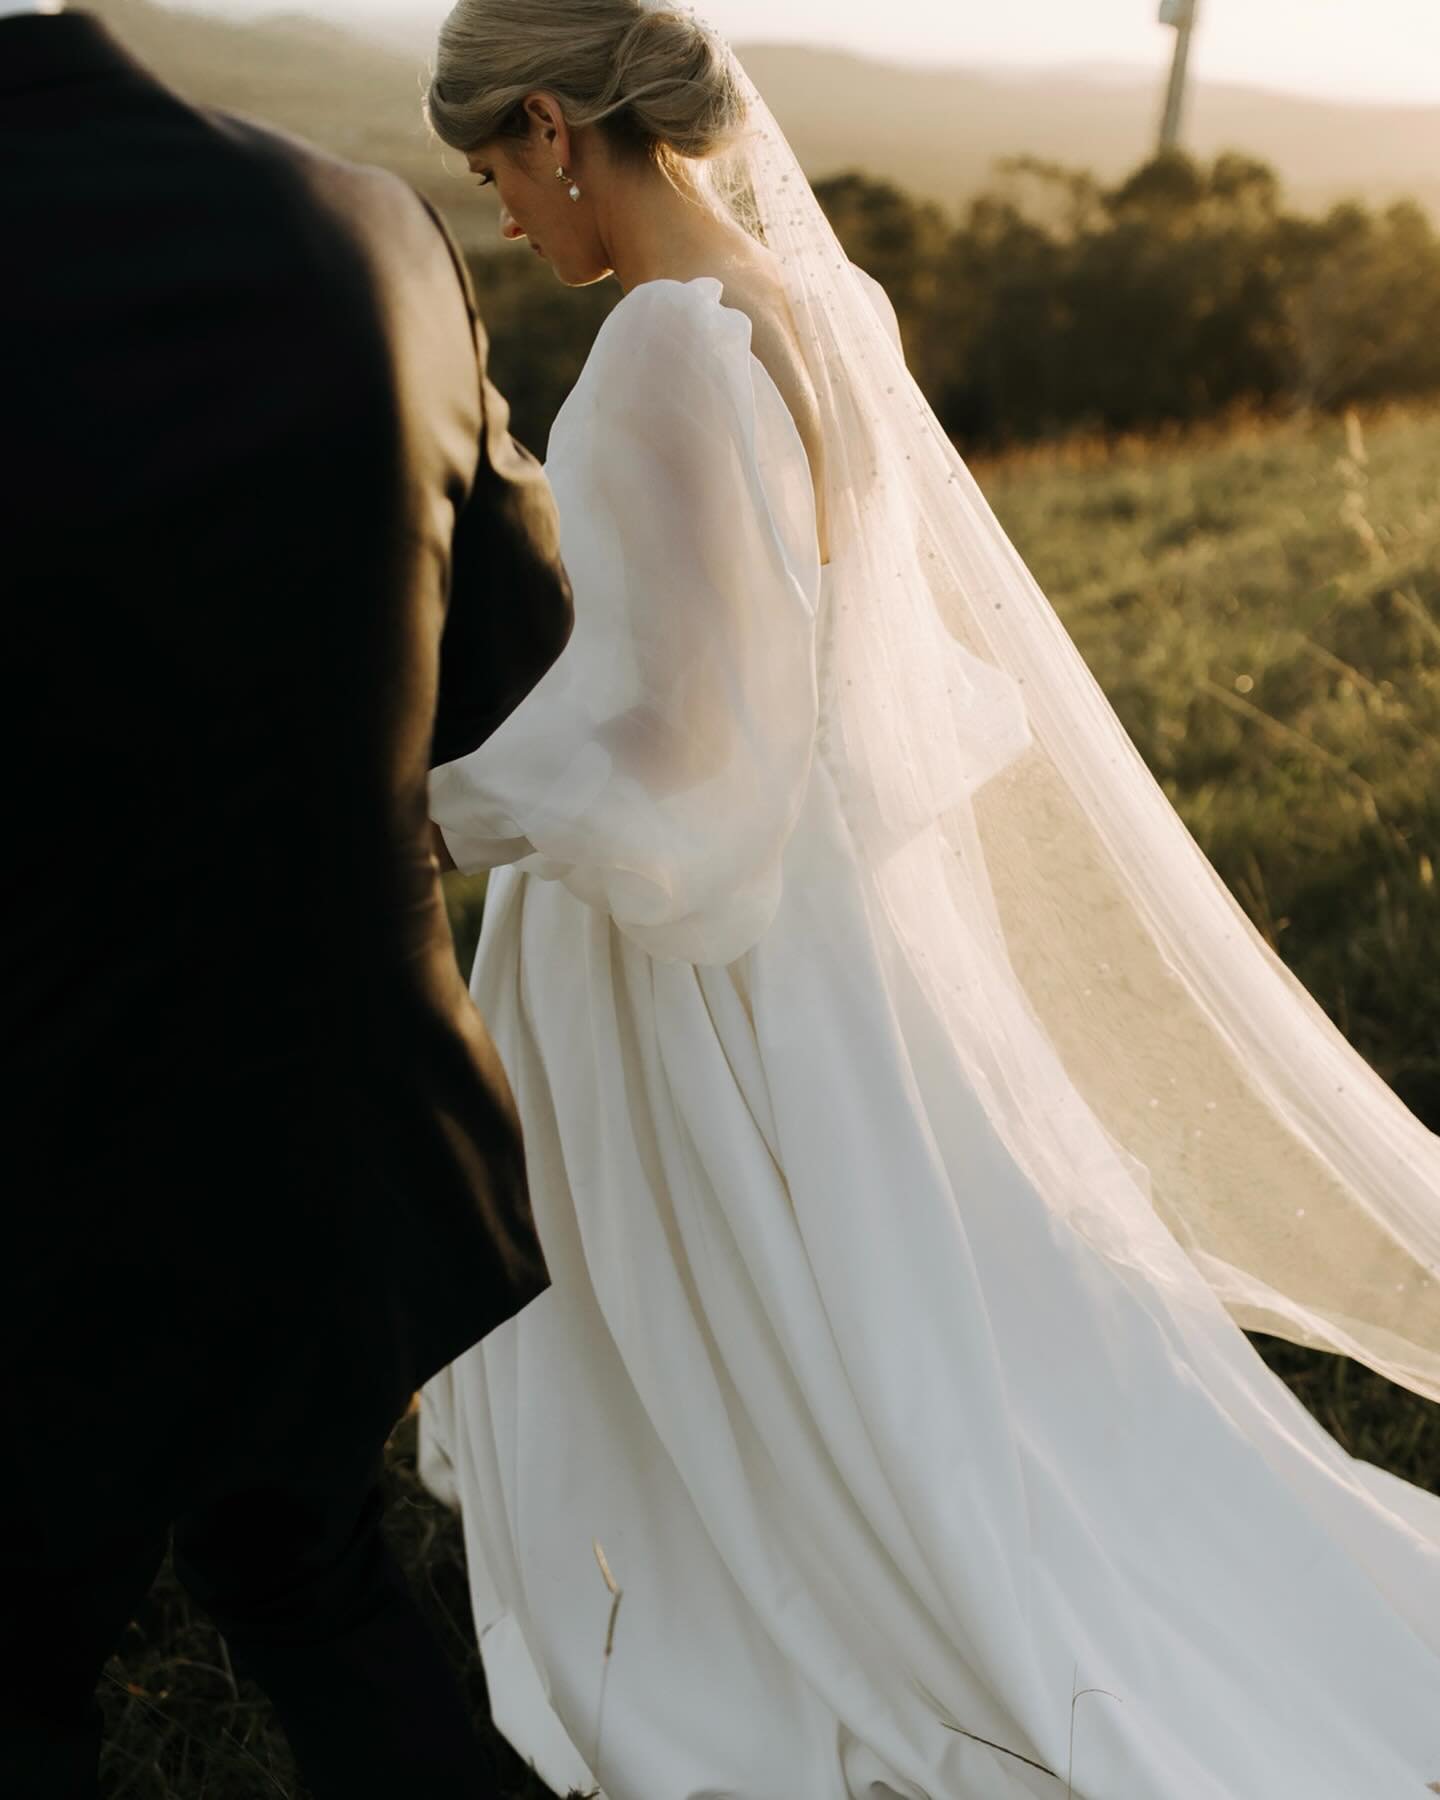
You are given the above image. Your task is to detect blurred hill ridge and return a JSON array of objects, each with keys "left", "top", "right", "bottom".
[{"left": 86, "top": 0, "right": 1440, "bottom": 249}]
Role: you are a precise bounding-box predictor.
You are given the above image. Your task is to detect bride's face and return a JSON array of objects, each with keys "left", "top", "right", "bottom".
[{"left": 467, "top": 96, "right": 613, "bottom": 288}]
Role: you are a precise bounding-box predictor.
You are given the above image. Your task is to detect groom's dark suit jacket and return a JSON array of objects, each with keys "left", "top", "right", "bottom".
[{"left": 0, "top": 14, "right": 571, "bottom": 1528}]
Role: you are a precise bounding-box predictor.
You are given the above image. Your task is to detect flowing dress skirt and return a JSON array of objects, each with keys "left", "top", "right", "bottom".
[{"left": 423, "top": 763, "right": 1440, "bottom": 1800}]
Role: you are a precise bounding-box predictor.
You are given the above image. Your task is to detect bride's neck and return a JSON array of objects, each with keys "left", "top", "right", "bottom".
[{"left": 596, "top": 155, "right": 750, "bottom": 294}]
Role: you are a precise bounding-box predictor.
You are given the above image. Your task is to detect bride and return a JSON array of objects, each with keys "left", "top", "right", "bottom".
[{"left": 419, "top": 3, "right": 1440, "bottom": 1795}]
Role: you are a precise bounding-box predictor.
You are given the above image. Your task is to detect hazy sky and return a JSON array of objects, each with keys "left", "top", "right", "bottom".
[{"left": 300, "top": 0, "right": 1440, "bottom": 105}]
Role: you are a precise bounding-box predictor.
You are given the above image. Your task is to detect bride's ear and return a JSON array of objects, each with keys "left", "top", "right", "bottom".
[{"left": 522, "top": 93, "right": 573, "bottom": 172}]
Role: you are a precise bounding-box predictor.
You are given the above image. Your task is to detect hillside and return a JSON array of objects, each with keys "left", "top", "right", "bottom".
[
  {"left": 742, "top": 44, "right": 1440, "bottom": 219},
  {"left": 84, "top": 0, "right": 458, "bottom": 218},
  {"left": 84, "top": 0, "right": 1440, "bottom": 249}
]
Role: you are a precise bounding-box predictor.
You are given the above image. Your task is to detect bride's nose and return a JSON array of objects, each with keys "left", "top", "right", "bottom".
[{"left": 499, "top": 206, "right": 525, "bottom": 243}]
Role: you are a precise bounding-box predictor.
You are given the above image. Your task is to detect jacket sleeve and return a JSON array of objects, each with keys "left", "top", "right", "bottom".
[{"left": 420, "top": 205, "right": 574, "bottom": 768}]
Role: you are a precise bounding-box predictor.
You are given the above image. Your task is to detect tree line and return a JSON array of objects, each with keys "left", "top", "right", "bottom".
[{"left": 468, "top": 150, "right": 1440, "bottom": 455}]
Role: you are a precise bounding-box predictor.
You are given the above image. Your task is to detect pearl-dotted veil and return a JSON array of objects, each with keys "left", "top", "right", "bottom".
[{"left": 694, "top": 25, "right": 1440, "bottom": 1400}]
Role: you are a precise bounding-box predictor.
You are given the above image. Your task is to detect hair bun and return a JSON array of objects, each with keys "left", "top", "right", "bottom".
[
  {"left": 608, "top": 8, "right": 746, "bottom": 160},
  {"left": 428, "top": 0, "right": 747, "bottom": 163}
]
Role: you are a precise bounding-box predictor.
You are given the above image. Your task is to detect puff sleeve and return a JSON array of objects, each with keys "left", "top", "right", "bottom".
[{"left": 429, "top": 279, "right": 822, "bottom": 964}]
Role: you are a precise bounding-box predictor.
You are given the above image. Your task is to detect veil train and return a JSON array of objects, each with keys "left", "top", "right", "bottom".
[{"left": 702, "top": 48, "right": 1440, "bottom": 1402}]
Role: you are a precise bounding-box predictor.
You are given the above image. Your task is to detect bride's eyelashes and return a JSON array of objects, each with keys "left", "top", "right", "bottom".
[{"left": 474, "top": 172, "right": 495, "bottom": 189}]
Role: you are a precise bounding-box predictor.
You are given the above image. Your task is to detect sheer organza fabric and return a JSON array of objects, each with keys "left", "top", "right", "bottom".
[
  {"left": 685, "top": 69, "right": 1440, "bottom": 1399},
  {"left": 431, "top": 280, "right": 820, "bottom": 964}
]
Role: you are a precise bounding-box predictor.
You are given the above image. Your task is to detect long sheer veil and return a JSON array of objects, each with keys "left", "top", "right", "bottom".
[{"left": 699, "top": 38, "right": 1440, "bottom": 1401}]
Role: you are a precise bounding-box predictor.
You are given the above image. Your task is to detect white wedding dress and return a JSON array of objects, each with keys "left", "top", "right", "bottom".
[{"left": 422, "top": 276, "right": 1440, "bottom": 1800}]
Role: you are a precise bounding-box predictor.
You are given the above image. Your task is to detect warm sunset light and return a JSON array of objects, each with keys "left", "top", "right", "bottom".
[
  {"left": 14, "top": 0, "right": 1440, "bottom": 1793},
  {"left": 265, "top": 0, "right": 1440, "bottom": 106}
]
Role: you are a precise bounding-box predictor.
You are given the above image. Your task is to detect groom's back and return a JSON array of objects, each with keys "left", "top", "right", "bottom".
[
  {"left": 0, "top": 14, "right": 566, "bottom": 1512},
  {"left": 4, "top": 25, "right": 458, "bottom": 1004}
]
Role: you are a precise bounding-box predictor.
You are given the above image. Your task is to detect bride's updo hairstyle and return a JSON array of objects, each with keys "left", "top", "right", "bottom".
[{"left": 427, "top": 0, "right": 747, "bottom": 169}]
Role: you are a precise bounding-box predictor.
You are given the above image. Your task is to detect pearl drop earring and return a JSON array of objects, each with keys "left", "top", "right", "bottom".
[{"left": 555, "top": 164, "right": 582, "bottom": 202}]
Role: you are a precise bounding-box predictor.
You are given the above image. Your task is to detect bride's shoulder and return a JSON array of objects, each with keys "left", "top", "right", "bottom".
[
  {"left": 586, "top": 276, "right": 742, "bottom": 380},
  {"left": 548, "top": 279, "right": 729, "bottom": 450},
  {"left": 588, "top": 267, "right": 818, "bottom": 433},
  {"left": 565, "top": 265, "right": 827, "bottom": 542}
]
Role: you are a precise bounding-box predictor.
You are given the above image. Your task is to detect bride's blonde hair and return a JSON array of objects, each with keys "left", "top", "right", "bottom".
[{"left": 427, "top": 0, "right": 747, "bottom": 165}]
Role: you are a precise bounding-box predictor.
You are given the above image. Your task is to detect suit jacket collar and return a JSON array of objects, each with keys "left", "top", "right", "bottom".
[{"left": 0, "top": 11, "right": 153, "bottom": 100}]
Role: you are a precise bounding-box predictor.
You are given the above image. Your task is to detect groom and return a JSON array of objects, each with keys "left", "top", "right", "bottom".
[{"left": 0, "top": 6, "right": 571, "bottom": 1797}]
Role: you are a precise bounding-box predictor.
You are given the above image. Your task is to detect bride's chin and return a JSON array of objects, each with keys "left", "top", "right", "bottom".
[{"left": 558, "top": 263, "right": 617, "bottom": 290}]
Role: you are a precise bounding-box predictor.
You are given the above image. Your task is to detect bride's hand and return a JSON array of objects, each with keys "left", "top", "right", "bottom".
[{"left": 431, "top": 823, "right": 457, "bottom": 874}]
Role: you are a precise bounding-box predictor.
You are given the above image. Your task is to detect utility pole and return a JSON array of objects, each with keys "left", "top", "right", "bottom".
[{"left": 1158, "top": 0, "right": 1200, "bottom": 153}]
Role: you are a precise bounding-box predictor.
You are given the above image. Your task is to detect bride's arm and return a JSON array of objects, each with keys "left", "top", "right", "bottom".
[{"left": 430, "top": 281, "right": 823, "bottom": 963}]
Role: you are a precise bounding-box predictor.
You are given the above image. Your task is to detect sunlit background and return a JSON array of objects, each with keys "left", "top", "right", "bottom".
[
  {"left": 195, "top": 0, "right": 1440, "bottom": 104},
  {"left": 69, "top": 2, "right": 1440, "bottom": 1792}
]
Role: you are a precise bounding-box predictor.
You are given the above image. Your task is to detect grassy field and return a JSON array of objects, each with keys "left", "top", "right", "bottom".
[
  {"left": 102, "top": 406, "right": 1440, "bottom": 1797},
  {"left": 978, "top": 405, "right": 1440, "bottom": 1128}
]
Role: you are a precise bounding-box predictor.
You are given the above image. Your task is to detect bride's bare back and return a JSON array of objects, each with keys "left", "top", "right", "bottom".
[{"left": 708, "top": 253, "right": 831, "bottom": 561}]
